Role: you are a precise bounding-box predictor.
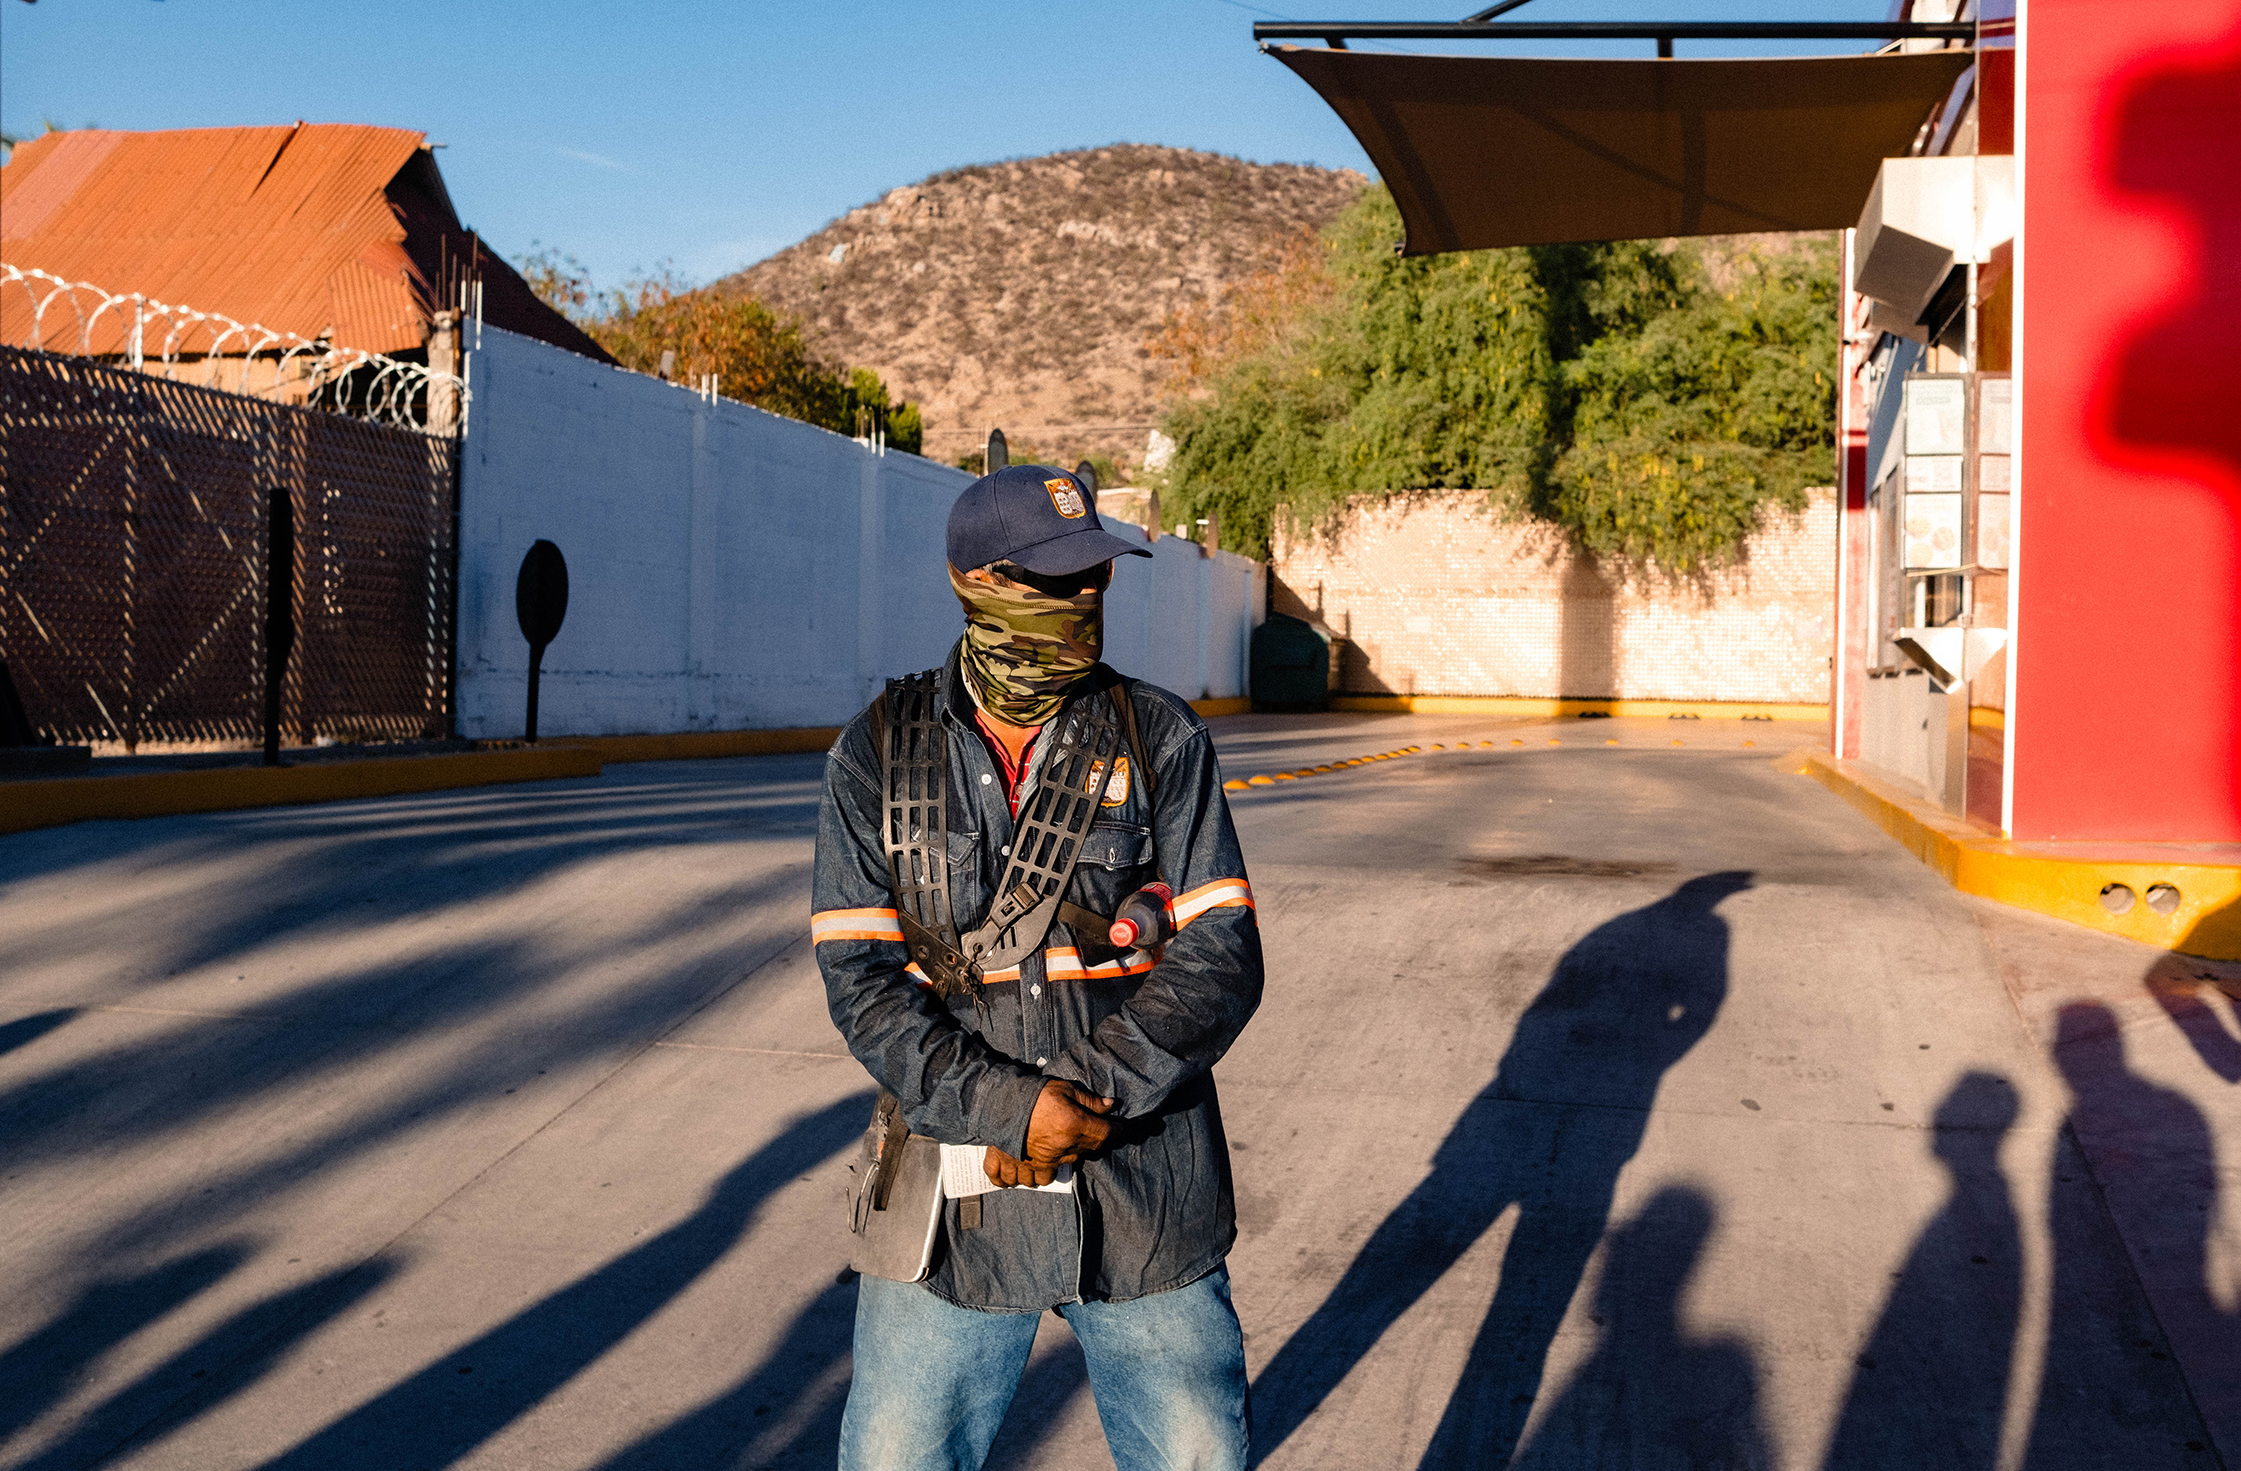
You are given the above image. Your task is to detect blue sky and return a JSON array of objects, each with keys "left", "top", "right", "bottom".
[{"left": 2, "top": 1, "right": 1895, "bottom": 292}]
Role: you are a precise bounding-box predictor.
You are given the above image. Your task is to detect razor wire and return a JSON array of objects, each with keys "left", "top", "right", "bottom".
[{"left": 0, "top": 263, "right": 467, "bottom": 432}]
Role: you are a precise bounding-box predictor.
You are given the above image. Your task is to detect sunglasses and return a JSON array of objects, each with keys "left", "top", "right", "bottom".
[{"left": 990, "top": 560, "right": 1112, "bottom": 598}]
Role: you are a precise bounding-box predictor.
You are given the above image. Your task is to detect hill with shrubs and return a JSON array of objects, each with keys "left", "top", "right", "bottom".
[{"left": 714, "top": 145, "right": 1368, "bottom": 474}]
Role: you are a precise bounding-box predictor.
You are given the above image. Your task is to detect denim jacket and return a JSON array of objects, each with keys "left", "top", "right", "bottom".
[{"left": 814, "top": 646, "right": 1264, "bottom": 1311}]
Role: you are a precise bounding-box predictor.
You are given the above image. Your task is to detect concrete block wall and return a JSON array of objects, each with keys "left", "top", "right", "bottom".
[
  {"left": 1272, "top": 488, "right": 1836, "bottom": 704},
  {"left": 457, "top": 326, "right": 1253, "bottom": 739}
]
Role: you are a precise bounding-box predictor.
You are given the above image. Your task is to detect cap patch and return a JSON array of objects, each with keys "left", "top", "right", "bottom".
[{"left": 1046, "top": 477, "right": 1088, "bottom": 519}]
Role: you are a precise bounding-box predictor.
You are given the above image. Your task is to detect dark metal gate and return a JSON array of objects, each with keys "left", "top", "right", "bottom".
[{"left": 1, "top": 345, "right": 457, "bottom": 750}]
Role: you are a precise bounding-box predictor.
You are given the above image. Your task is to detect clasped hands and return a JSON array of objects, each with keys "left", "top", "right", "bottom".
[{"left": 983, "top": 1079, "right": 1115, "bottom": 1188}]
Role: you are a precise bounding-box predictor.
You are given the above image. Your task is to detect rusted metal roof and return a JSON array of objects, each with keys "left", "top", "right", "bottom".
[{"left": 1, "top": 123, "right": 611, "bottom": 362}]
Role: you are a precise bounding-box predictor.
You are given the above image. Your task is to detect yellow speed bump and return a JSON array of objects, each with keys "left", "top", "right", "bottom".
[{"left": 1227, "top": 726, "right": 1612, "bottom": 797}]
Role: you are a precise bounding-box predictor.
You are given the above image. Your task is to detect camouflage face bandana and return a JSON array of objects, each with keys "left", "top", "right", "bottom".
[{"left": 950, "top": 565, "right": 1102, "bottom": 726}]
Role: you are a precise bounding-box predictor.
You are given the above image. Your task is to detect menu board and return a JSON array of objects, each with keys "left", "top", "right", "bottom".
[
  {"left": 1977, "top": 377, "right": 2013, "bottom": 455},
  {"left": 1906, "top": 455, "right": 1964, "bottom": 493},
  {"left": 1976, "top": 494, "right": 2011, "bottom": 570},
  {"left": 1905, "top": 378, "right": 1967, "bottom": 456},
  {"left": 1904, "top": 493, "right": 1964, "bottom": 569}
]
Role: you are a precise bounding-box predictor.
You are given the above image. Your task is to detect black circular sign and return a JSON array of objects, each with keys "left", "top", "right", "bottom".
[{"left": 516, "top": 540, "right": 569, "bottom": 650}]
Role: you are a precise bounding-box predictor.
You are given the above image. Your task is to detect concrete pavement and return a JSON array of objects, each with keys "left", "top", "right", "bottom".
[{"left": 0, "top": 714, "right": 2232, "bottom": 1468}]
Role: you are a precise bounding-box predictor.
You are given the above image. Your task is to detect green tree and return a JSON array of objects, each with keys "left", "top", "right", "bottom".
[
  {"left": 1547, "top": 243, "right": 1836, "bottom": 566},
  {"left": 1153, "top": 189, "right": 1834, "bottom": 570},
  {"left": 845, "top": 367, "right": 923, "bottom": 455}
]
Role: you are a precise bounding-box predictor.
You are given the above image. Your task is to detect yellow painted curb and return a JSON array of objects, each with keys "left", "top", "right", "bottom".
[
  {"left": 0, "top": 745, "right": 604, "bottom": 837},
  {"left": 1331, "top": 695, "right": 1825, "bottom": 722},
  {"left": 564, "top": 728, "right": 841, "bottom": 763},
  {"left": 1793, "top": 747, "right": 2241, "bottom": 961},
  {"left": 1191, "top": 698, "right": 1253, "bottom": 718}
]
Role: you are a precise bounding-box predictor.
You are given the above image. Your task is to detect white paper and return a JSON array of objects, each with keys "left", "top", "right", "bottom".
[
  {"left": 1905, "top": 455, "right": 1963, "bottom": 493},
  {"left": 1905, "top": 378, "right": 1967, "bottom": 456},
  {"left": 1976, "top": 494, "right": 2011, "bottom": 570},
  {"left": 940, "top": 1143, "right": 1075, "bottom": 1198},
  {"left": 1903, "top": 493, "right": 1964, "bottom": 569},
  {"left": 1977, "top": 377, "right": 2013, "bottom": 455}
]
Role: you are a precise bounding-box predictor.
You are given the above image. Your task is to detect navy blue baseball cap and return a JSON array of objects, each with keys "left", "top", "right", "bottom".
[{"left": 946, "top": 464, "right": 1153, "bottom": 576}]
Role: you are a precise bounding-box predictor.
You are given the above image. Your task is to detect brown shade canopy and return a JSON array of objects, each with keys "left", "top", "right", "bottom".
[{"left": 1271, "top": 45, "right": 1972, "bottom": 254}]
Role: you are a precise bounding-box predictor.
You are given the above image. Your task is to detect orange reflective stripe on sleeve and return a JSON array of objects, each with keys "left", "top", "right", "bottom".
[
  {"left": 812, "top": 907, "right": 904, "bottom": 944},
  {"left": 905, "top": 960, "right": 1020, "bottom": 984},
  {"left": 1044, "top": 946, "right": 1160, "bottom": 982},
  {"left": 1171, "top": 879, "right": 1254, "bottom": 929}
]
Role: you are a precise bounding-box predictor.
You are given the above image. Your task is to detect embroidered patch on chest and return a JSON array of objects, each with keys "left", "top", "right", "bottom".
[
  {"left": 1046, "top": 477, "right": 1088, "bottom": 519},
  {"left": 1093, "top": 754, "right": 1130, "bottom": 806}
]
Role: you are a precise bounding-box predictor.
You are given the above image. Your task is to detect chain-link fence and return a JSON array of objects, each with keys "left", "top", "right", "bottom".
[{"left": 2, "top": 345, "right": 457, "bottom": 750}]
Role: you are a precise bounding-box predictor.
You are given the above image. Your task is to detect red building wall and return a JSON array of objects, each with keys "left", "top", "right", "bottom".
[{"left": 2012, "top": 0, "right": 2241, "bottom": 841}]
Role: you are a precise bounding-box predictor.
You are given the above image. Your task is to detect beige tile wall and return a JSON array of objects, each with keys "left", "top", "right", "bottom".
[{"left": 1271, "top": 488, "right": 1836, "bottom": 704}]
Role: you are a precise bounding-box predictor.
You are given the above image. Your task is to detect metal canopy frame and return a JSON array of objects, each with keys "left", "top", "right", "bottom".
[{"left": 1254, "top": 7, "right": 1975, "bottom": 58}]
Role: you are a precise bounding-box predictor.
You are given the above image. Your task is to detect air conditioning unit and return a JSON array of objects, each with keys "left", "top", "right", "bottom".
[{"left": 1854, "top": 156, "right": 2015, "bottom": 344}]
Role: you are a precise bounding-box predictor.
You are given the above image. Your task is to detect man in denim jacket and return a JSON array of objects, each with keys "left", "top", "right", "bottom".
[{"left": 814, "top": 464, "right": 1265, "bottom": 1471}]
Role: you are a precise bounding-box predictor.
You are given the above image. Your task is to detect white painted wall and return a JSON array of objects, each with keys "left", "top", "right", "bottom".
[{"left": 457, "top": 326, "right": 1253, "bottom": 738}]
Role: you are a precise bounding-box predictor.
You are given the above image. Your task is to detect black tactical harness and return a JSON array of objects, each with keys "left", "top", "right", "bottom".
[
  {"left": 854, "top": 664, "right": 1158, "bottom": 1237},
  {"left": 872, "top": 664, "right": 1155, "bottom": 1001}
]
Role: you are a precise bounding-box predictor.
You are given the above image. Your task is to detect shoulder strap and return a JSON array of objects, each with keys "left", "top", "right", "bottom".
[
  {"left": 877, "top": 672, "right": 978, "bottom": 999},
  {"left": 957, "top": 672, "right": 1129, "bottom": 974},
  {"left": 1108, "top": 672, "right": 1157, "bottom": 806}
]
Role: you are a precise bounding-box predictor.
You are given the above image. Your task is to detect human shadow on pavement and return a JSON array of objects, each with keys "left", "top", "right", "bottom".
[
  {"left": 2145, "top": 897, "right": 2241, "bottom": 1084},
  {"left": 247, "top": 1092, "right": 868, "bottom": 1471},
  {"left": 2024, "top": 1003, "right": 2225, "bottom": 1468},
  {"left": 1509, "top": 1186, "right": 1770, "bottom": 1470},
  {"left": 1249, "top": 870, "right": 1751, "bottom": 1468},
  {"left": 1822, "top": 1071, "right": 2022, "bottom": 1470}
]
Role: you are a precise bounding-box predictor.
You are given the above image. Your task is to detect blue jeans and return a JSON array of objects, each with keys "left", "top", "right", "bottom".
[{"left": 838, "top": 1266, "right": 1250, "bottom": 1471}]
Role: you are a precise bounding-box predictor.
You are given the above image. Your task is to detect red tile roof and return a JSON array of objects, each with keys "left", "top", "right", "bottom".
[{"left": 1, "top": 123, "right": 611, "bottom": 363}]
